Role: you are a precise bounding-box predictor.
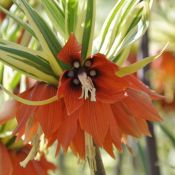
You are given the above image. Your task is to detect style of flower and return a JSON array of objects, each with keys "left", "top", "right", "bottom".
[
  {"left": 151, "top": 51, "right": 175, "bottom": 103},
  {"left": 0, "top": 143, "right": 55, "bottom": 175},
  {"left": 0, "top": 34, "right": 161, "bottom": 163}
]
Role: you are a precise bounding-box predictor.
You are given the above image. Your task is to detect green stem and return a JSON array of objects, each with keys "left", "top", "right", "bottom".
[{"left": 94, "top": 145, "right": 106, "bottom": 175}]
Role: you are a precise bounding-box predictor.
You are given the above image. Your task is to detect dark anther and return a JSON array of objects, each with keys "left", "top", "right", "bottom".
[
  {"left": 67, "top": 70, "right": 74, "bottom": 78},
  {"left": 72, "top": 60, "right": 80, "bottom": 69},
  {"left": 72, "top": 78, "right": 80, "bottom": 85},
  {"left": 89, "top": 69, "right": 97, "bottom": 77},
  {"left": 84, "top": 59, "right": 92, "bottom": 68}
]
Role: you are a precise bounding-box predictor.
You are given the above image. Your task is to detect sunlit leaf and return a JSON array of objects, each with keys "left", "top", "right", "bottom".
[
  {"left": 18, "top": 0, "right": 64, "bottom": 75},
  {"left": 116, "top": 44, "right": 167, "bottom": 77},
  {"left": 0, "top": 44, "right": 58, "bottom": 84}
]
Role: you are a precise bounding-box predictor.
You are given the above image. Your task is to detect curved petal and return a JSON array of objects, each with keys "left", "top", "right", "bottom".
[
  {"left": 71, "top": 125, "right": 85, "bottom": 159},
  {"left": 0, "top": 143, "right": 13, "bottom": 175},
  {"left": 123, "top": 88, "right": 161, "bottom": 121},
  {"left": 111, "top": 102, "right": 143, "bottom": 137},
  {"left": 79, "top": 101, "right": 110, "bottom": 145},
  {"left": 103, "top": 131, "right": 115, "bottom": 158},
  {"left": 90, "top": 54, "right": 129, "bottom": 103},
  {"left": 124, "top": 75, "right": 163, "bottom": 100},
  {"left": 108, "top": 112, "right": 123, "bottom": 151},
  {"left": 91, "top": 53, "right": 118, "bottom": 74},
  {"left": 14, "top": 83, "right": 51, "bottom": 138},
  {"left": 57, "top": 109, "right": 79, "bottom": 152},
  {"left": 58, "top": 72, "right": 84, "bottom": 115},
  {"left": 57, "top": 34, "right": 81, "bottom": 65}
]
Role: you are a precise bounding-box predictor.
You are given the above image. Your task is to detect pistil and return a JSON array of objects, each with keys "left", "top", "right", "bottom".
[{"left": 78, "top": 72, "right": 96, "bottom": 101}]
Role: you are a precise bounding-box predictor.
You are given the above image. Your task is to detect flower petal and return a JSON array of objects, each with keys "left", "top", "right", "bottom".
[
  {"left": 103, "top": 131, "right": 115, "bottom": 158},
  {"left": 123, "top": 88, "right": 161, "bottom": 121},
  {"left": 57, "top": 109, "right": 79, "bottom": 151},
  {"left": 124, "top": 75, "right": 163, "bottom": 100},
  {"left": 79, "top": 101, "right": 110, "bottom": 145},
  {"left": 71, "top": 125, "right": 85, "bottom": 159},
  {"left": 58, "top": 73, "right": 84, "bottom": 115},
  {"left": 57, "top": 34, "right": 81, "bottom": 65},
  {"left": 112, "top": 102, "right": 144, "bottom": 137},
  {"left": 0, "top": 143, "right": 13, "bottom": 175}
]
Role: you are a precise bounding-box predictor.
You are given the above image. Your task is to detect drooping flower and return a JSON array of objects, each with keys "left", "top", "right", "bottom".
[
  {"left": 0, "top": 142, "right": 55, "bottom": 175},
  {"left": 0, "top": 34, "right": 161, "bottom": 163}
]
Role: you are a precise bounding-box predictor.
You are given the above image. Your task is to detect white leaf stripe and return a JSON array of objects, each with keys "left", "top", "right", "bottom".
[
  {"left": 0, "top": 45, "right": 55, "bottom": 76},
  {"left": 0, "top": 54, "right": 58, "bottom": 85},
  {"left": 19, "top": 0, "right": 64, "bottom": 75},
  {"left": 42, "top": 0, "right": 66, "bottom": 39}
]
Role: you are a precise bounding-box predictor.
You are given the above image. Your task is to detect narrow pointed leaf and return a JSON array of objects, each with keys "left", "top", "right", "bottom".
[
  {"left": 19, "top": 0, "right": 64, "bottom": 75},
  {"left": 42, "top": 0, "right": 66, "bottom": 39},
  {"left": 0, "top": 44, "right": 58, "bottom": 84},
  {"left": 65, "top": 0, "right": 78, "bottom": 35},
  {"left": 81, "top": 0, "right": 96, "bottom": 59},
  {"left": 1, "top": 85, "right": 58, "bottom": 106},
  {"left": 116, "top": 44, "right": 167, "bottom": 77}
]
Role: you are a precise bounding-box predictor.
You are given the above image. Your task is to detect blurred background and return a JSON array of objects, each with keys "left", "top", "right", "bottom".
[{"left": 1, "top": 0, "right": 175, "bottom": 175}]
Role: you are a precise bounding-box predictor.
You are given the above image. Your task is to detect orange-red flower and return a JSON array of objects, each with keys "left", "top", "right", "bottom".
[
  {"left": 0, "top": 34, "right": 161, "bottom": 160},
  {"left": 0, "top": 143, "right": 55, "bottom": 175},
  {"left": 151, "top": 51, "right": 175, "bottom": 103}
]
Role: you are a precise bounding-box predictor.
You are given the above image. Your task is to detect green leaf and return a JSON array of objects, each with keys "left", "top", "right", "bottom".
[
  {"left": 74, "top": 0, "right": 87, "bottom": 43},
  {"left": 65, "top": 0, "right": 78, "bottom": 35},
  {"left": 81, "top": 0, "right": 96, "bottom": 59},
  {"left": 18, "top": 0, "right": 64, "bottom": 75},
  {"left": 114, "top": 47, "right": 131, "bottom": 65},
  {"left": 1, "top": 85, "right": 58, "bottom": 106},
  {"left": 97, "top": 0, "right": 151, "bottom": 61},
  {"left": 42, "top": 0, "right": 66, "bottom": 39},
  {"left": 160, "top": 124, "right": 175, "bottom": 147},
  {"left": 0, "top": 44, "right": 58, "bottom": 85},
  {"left": 116, "top": 44, "right": 167, "bottom": 77},
  {"left": 97, "top": 0, "right": 138, "bottom": 54},
  {"left": 109, "top": 1, "right": 150, "bottom": 59},
  {"left": 8, "top": 71, "right": 21, "bottom": 91}
]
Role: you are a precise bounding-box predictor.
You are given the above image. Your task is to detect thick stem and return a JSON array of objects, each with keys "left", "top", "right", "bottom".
[
  {"left": 94, "top": 145, "right": 106, "bottom": 175},
  {"left": 140, "top": 31, "right": 161, "bottom": 175},
  {"left": 115, "top": 154, "right": 123, "bottom": 175}
]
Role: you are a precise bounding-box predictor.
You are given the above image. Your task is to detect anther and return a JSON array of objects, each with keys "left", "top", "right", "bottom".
[
  {"left": 89, "top": 70, "right": 97, "bottom": 77},
  {"left": 73, "top": 60, "right": 80, "bottom": 69},
  {"left": 72, "top": 78, "right": 80, "bottom": 85},
  {"left": 84, "top": 59, "right": 92, "bottom": 68}
]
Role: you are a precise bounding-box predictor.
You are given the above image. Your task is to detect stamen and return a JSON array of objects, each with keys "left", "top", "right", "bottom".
[
  {"left": 20, "top": 127, "right": 42, "bottom": 168},
  {"left": 73, "top": 60, "right": 80, "bottom": 69},
  {"left": 78, "top": 72, "right": 96, "bottom": 101}
]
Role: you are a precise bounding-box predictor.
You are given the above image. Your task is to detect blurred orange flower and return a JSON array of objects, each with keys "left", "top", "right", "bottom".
[
  {"left": 0, "top": 143, "right": 55, "bottom": 175},
  {"left": 151, "top": 52, "right": 175, "bottom": 103}
]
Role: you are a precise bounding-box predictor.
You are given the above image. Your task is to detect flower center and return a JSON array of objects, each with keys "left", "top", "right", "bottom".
[{"left": 78, "top": 72, "right": 96, "bottom": 101}]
